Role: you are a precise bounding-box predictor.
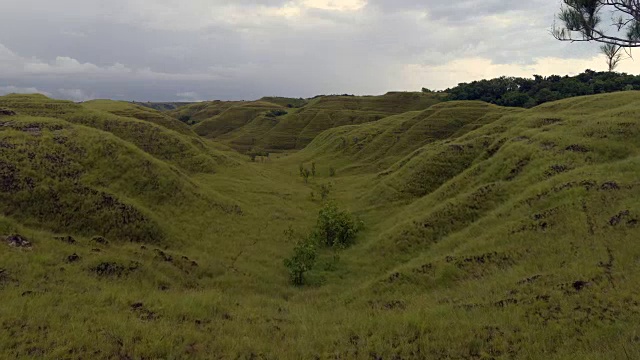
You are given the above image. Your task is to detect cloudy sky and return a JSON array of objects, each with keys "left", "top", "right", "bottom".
[{"left": 1, "top": 0, "right": 640, "bottom": 101}]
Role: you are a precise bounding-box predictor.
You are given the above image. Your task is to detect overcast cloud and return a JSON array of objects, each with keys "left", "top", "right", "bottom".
[{"left": 1, "top": 0, "right": 639, "bottom": 101}]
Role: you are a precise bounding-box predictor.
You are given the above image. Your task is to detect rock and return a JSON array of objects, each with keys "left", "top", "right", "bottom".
[
  {"left": 130, "top": 302, "right": 144, "bottom": 310},
  {"left": 91, "top": 236, "right": 109, "bottom": 245},
  {"left": 5, "top": 234, "right": 31, "bottom": 248},
  {"left": 54, "top": 235, "right": 76, "bottom": 244},
  {"left": 565, "top": 144, "right": 589, "bottom": 153},
  {"left": 600, "top": 182, "right": 620, "bottom": 191},
  {"left": 92, "top": 262, "right": 126, "bottom": 277},
  {"left": 154, "top": 249, "right": 173, "bottom": 262},
  {"left": 572, "top": 280, "right": 590, "bottom": 291},
  {"left": 66, "top": 253, "right": 81, "bottom": 263},
  {"left": 0, "top": 109, "right": 16, "bottom": 117}
]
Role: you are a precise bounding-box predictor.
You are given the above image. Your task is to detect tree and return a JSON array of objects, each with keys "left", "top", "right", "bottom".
[
  {"left": 553, "top": 1, "right": 640, "bottom": 48},
  {"left": 283, "top": 237, "right": 317, "bottom": 286},
  {"left": 319, "top": 183, "right": 332, "bottom": 201},
  {"left": 601, "top": 43, "right": 625, "bottom": 71},
  {"left": 302, "top": 168, "right": 311, "bottom": 183},
  {"left": 313, "top": 202, "right": 362, "bottom": 248}
]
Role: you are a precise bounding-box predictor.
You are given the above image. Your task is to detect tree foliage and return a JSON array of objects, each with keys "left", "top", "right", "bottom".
[
  {"left": 313, "top": 202, "right": 362, "bottom": 248},
  {"left": 554, "top": 0, "right": 640, "bottom": 48},
  {"left": 283, "top": 237, "right": 317, "bottom": 286},
  {"left": 601, "top": 43, "right": 626, "bottom": 71},
  {"left": 283, "top": 203, "right": 361, "bottom": 286},
  {"left": 445, "top": 70, "right": 640, "bottom": 108}
]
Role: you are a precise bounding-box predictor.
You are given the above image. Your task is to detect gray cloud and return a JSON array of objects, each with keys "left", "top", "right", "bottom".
[{"left": 0, "top": 0, "right": 622, "bottom": 101}]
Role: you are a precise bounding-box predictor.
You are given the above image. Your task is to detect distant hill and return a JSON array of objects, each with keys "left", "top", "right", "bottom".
[
  {"left": 173, "top": 92, "right": 445, "bottom": 152},
  {"left": 133, "top": 101, "right": 195, "bottom": 111}
]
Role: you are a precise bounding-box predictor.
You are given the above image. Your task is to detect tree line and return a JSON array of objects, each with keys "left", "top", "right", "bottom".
[{"left": 439, "top": 69, "right": 640, "bottom": 108}]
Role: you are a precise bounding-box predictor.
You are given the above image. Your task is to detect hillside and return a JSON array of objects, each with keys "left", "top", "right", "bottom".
[
  {"left": 134, "top": 101, "right": 195, "bottom": 111},
  {"left": 175, "top": 92, "right": 445, "bottom": 152},
  {"left": 1, "top": 92, "right": 640, "bottom": 359}
]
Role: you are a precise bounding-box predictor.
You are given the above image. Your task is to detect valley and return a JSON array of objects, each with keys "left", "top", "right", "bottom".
[{"left": 1, "top": 91, "right": 640, "bottom": 359}]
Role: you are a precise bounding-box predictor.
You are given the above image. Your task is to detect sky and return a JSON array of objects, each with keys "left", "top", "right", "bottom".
[{"left": 1, "top": 0, "right": 640, "bottom": 102}]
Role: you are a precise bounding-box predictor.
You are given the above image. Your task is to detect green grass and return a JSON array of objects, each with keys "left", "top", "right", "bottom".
[
  {"left": 1, "top": 91, "right": 640, "bottom": 359},
  {"left": 83, "top": 99, "right": 195, "bottom": 135},
  {"left": 170, "top": 92, "right": 445, "bottom": 153}
]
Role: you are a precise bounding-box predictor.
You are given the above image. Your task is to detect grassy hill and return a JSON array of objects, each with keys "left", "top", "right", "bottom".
[
  {"left": 0, "top": 94, "right": 237, "bottom": 173},
  {"left": 174, "top": 92, "right": 445, "bottom": 152},
  {"left": 134, "top": 101, "right": 195, "bottom": 111},
  {"left": 1, "top": 91, "right": 640, "bottom": 359},
  {"left": 84, "top": 99, "right": 195, "bottom": 136}
]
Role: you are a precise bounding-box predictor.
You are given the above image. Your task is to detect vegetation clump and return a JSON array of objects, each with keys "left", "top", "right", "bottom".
[
  {"left": 265, "top": 109, "right": 288, "bottom": 117},
  {"left": 444, "top": 70, "right": 640, "bottom": 108},
  {"left": 313, "top": 202, "right": 362, "bottom": 248},
  {"left": 299, "top": 163, "right": 311, "bottom": 183},
  {"left": 283, "top": 235, "right": 317, "bottom": 286},
  {"left": 284, "top": 203, "right": 361, "bottom": 285},
  {"left": 319, "top": 183, "right": 332, "bottom": 201}
]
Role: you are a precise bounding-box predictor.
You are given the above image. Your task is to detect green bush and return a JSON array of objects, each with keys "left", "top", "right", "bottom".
[
  {"left": 329, "top": 167, "right": 336, "bottom": 177},
  {"left": 283, "top": 203, "right": 363, "bottom": 286},
  {"left": 265, "top": 109, "right": 288, "bottom": 117},
  {"left": 319, "top": 183, "right": 332, "bottom": 201},
  {"left": 302, "top": 168, "right": 311, "bottom": 183},
  {"left": 283, "top": 237, "right": 317, "bottom": 286},
  {"left": 313, "top": 202, "right": 361, "bottom": 248}
]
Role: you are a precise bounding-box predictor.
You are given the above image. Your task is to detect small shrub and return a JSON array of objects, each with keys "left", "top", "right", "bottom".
[
  {"left": 266, "top": 109, "right": 288, "bottom": 117},
  {"left": 311, "top": 162, "right": 316, "bottom": 177},
  {"left": 329, "top": 167, "right": 336, "bottom": 177},
  {"left": 248, "top": 148, "right": 268, "bottom": 162},
  {"left": 283, "top": 237, "right": 317, "bottom": 286},
  {"left": 313, "top": 202, "right": 362, "bottom": 248},
  {"left": 302, "top": 168, "right": 311, "bottom": 183},
  {"left": 319, "top": 183, "right": 332, "bottom": 201}
]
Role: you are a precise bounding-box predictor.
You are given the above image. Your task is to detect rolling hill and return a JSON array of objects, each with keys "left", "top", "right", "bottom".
[
  {"left": 173, "top": 92, "right": 445, "bottom": 152},
  {"left": 1, "top": 91, "right": 640, "bottom": 359}
]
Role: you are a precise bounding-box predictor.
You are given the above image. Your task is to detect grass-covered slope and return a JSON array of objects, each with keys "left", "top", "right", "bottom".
[
  {"left": 134, "top": 101, "right": 195, "bottom": 111},
  {"left": 171, "top": 92, "right": 444, "bottom": 152},
  {"left": 0, "top": 94, "right": 238, "bottom": 173},
  {"left": 167, "top": 100, "right": 241, "bottom": 124},
  {"left": 83, "top": 99, "right": 195, "bottom": 135},
  {"left": 0, "top": 113, "right": 235, "bottom": 244},
  {"left": 256, "top": 92, "right": 445, "bottom": 151},
  {"left": 280, "top": 91, "right": 640, "bottom": 358},
  {"left": 193, "top": 101, "right": 285, "bottom": 139},
  {"left": 2, "top": 91, "right": 640, "bottom": 359}
]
